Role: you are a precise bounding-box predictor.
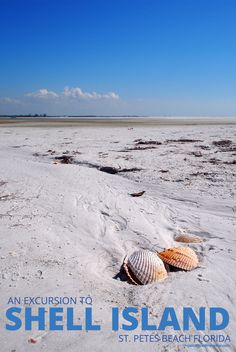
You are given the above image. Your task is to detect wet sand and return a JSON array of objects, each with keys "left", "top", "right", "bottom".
[{"left": 0, "top": 116, "right": 236, "bottom": 127}]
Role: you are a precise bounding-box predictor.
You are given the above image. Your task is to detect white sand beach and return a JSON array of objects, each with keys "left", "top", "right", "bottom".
[{"left": 0, "top": 121, "right": 235, "bottom": 352}]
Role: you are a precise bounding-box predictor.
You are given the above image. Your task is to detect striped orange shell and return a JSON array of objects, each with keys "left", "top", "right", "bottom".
[
  {"left": 123, "top": 250, "right": 167, "bottom": 285},
  {"left": 158, "top": 246, "right": 199, "bottom": 271},
  {"left": 175, "top": 234, "right": 202, "bottom": 243}
]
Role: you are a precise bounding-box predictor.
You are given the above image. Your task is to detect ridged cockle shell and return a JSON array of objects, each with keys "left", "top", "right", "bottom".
[
  {"left": 158, "top": 246, "right": 199, "bottom": 271},
  {"left": 175, "top": 234, "right": 202, "bottom": 243},
  {"left": 123, "top": 249, "right": 168, "bottom": 285}
]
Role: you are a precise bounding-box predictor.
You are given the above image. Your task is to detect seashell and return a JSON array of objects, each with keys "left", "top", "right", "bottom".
[
  {"left": 158, "top": 246, "right": 199, "bottom": 271},
  {"left": 175, "top": 234, "right": 202, "bottom": 243},
  {"left": 129, "top": 191, "right": 145, "bottom": 197},
  {"left": 123, "top": 250, "right": 167, "bottom": 285}
]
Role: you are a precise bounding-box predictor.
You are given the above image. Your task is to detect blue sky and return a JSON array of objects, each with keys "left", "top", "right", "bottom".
[{"left": 0, "top": 0, "right": 236, "bottom": 116}]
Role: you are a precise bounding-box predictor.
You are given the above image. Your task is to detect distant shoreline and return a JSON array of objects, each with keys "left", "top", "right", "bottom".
[{"left": 0, "top": 116, "right": 236, "bottom": 127}]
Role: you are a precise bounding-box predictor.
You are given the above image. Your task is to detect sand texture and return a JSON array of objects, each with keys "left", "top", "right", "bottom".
[{"left": 0, "top": 123, "right": 235, "bottom": 351}]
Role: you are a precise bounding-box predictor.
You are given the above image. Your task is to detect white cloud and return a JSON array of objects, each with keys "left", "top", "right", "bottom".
[
  {"left": 63, "top": 86, "right": 119, "bottom": 100},
  {"left": 0, "top": 97, "right": 21, "bottom": 105},
  {"left": 25, "top": 88, "right": 59, "bottom": 99},
  {"left": 25, "top": 86, "right": 119, "bottom": 100}
]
